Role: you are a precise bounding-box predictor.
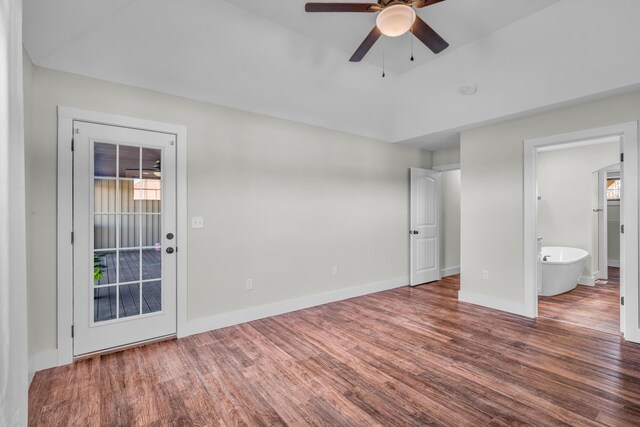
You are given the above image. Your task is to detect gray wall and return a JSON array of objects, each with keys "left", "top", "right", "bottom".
[
  {"left": 537, "top": 141, "right": 619, "bottom": 278},
  {"left": 461, "top": 90, "right": 640, "bottom": 306},
  {"left": 440, "top": 169, "right": 461, "bottom": 272},
  {"left": 23, "top": 57, "right": 432, "bottom": 358},
  {"left": 432, "top": 147, "right": 461, "bottom": 273},
  {"left": 432, "top": 147, "right": 460, "bottom": 168}
]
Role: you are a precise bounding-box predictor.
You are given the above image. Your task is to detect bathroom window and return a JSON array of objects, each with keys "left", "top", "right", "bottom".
[{"left": 607, "top": 178, "right": 621, "bottom": 201}]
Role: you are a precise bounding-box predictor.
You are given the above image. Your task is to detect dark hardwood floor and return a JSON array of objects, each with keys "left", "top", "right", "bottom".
[
  {"left": 539, "top": 267, "right": 620, "bottom": 335},
  {"left": 30, "top": 274, "right": 640, "bottom": 426}
]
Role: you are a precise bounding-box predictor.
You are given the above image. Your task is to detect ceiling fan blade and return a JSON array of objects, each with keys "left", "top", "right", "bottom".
[
  {"left": 349, "top": 26, "right": 382, "bottom": 62},
  {"left": 411, "top": 16, "right": 449, "bottom": 54},
  {"left": 413, "top": 0, "right": 446, "bottom": 8},
  {"left": 305, "top": 3, "right": 380, "bottom": 13}
]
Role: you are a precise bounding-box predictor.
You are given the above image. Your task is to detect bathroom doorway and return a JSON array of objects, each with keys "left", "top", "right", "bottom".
[
  {"left": 535, "top": 138, "right": 621, "bottom": 333},
  {"left": 523, "top": 122, "right": 640, "bottom": 343}
]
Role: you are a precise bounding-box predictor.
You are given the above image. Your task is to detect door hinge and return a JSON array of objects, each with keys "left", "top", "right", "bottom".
[
  {"left": 71, "top": 138, "right": 74, "bottom": 151},
  {"left": 71, "top": 232, "right": 74, "bottom": 244},
  {"left": 621, "top": 224, "right": 625, "bottom": 234},
  {"left": 71, "top": 325, "right": 74, "bottom": 338},
  {"left": 621, "top": 153, "right": 624, "bottom": 162},
  {"left": 621, "top": 296, "right": 625, "bottom": 306}
]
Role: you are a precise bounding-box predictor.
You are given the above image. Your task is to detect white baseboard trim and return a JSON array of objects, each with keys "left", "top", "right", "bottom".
[
  {"left": 184, "top": 276, "right": 409, "bottom": 337},
  {"left": 29, "top": 349, "right": 59, "bottom": 385},
  {"left": 458, "top": 290, "right": 532, "bottom": 318},
  {"left": 608, "top": 260, "right": 620, "bottom": 268},
  {"left": 578, "top": 275, "right": 597, "bottom": 286},
  {"left": 441, "top": 266, "right": 460, "bottom": 277}
]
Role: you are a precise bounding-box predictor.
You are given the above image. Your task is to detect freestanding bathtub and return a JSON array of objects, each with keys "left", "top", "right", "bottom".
[{"left": 539, "top": 246, "right": 589, "bottom": 296}]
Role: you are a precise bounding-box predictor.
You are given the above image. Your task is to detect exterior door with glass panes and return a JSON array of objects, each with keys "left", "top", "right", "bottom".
[{"left": 73, "top": 121, "right": 176, "bottom": 356}]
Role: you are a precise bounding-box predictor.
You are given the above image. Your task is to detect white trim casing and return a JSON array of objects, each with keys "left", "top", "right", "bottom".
[
  {"left": 56, "top": 107, "right": 188, "bottom": 366},
  {"left": 57, "top": 115, "right": 74, "bottom": 365},
  {"left": 524, "top": 122, "right": 639, "bottom": 342},
  {"left": 184, "top": 277, "right": 408, "bottom": 337}
]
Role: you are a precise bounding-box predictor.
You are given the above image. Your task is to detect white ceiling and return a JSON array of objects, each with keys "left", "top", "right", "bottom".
[
  {"left": 23, "top": 0, "right": 640, "bottom": 150},
  {"left": 229, "top": 0, "right": 559, "bottom": 74}
]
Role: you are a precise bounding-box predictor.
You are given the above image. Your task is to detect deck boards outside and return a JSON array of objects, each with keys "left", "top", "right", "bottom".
[{"left": 94, "top": 249, "right": 162, "bottom": 321}]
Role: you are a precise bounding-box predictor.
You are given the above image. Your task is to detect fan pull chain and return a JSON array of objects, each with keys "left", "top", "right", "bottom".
[
  {"left": 410, "top": 29, "right": 414, "bottom": 61},
  {"left": 382, "top": 41, "right": 386, "bottom": 78}
]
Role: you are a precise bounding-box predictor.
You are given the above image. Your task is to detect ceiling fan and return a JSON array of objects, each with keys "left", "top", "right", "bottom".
[{"left": 305, "top": 0, "right": 449, "bottom": 62}]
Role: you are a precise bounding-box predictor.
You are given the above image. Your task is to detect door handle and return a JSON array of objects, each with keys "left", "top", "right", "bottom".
[
  {"left": 166, "top": 247, "right": 174, "bottom": 254},
  {"left": 409, "top": 230, "right": 419, "bottom": 235}
]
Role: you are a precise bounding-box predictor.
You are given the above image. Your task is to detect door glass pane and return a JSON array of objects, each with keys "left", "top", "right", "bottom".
[
  {"left": 141, "top": 215, "right": 161, "bottom": 247},
  {"left": 94, "top": 286, "right": 117, "bottom": 322},
  {"left": 142, "top": 148, "right": 161, "bottom": 180},
  {"left": 119, "top": 283, "right": 141, "bottom": 318},
  {"left": 94, "top": 143, "right": 117, "bottom": 177},
  {"left": 120, "top": 180, "right": 138, "bottom": 213},
  {"left": 94, "top": 250, "right": 116, "bottom": 286},
  {"left": 142, "top": 249, "right": 161, "bottom": 281},
  {"left": 119, "top": 145, "right": 140, "bottom": 179},
  {"left": 142, "top": 280, "right": 161, "bottom": 314},
  {"left": 94, "top": 179, "right": 116, "bottom": 213},
  {"left": 92, "top": 142, "right": 163, "bottom": 323},
  {"left": 94, "top": 215, "right": 116, "bottom": 249},
  {"left": 120, "top": 214, "right": 140, "bottom": 249},
  {"left": 136, "top": 180, "right": 162, "bottom": 213},
  {"left": 118, "top": 249, "right": 140, "bottom": 283}
]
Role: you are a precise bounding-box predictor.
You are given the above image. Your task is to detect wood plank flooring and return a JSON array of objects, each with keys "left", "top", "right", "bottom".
[
  {"left": 30, "top": 274, "right": 640, "bottom": 426},
  {"left": 539, "top": 267, "right": 620, "bottom": 335}
]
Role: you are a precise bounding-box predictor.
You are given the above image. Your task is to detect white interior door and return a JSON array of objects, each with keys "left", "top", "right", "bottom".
[
  {"left": 410, "top": 168, "right": 441, "bottom": 286},
  {"left": 73, "top": 121, "right": 177, "bottom": 356}
]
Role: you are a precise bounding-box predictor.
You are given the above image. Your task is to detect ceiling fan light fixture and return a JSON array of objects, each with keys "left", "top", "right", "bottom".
[{"left": 376, "top": 4, "right": 416, "bottom": 37}]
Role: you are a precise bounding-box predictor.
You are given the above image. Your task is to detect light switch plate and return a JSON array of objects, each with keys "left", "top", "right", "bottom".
[{"left": 191, "top": 217, "right": 204, "bottom": 228}]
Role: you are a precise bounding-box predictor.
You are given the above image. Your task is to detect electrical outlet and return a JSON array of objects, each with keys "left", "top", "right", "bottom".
[
  {"left": 245, "top": 279, "right": 253, "bottom": 290},
  {"left": 332, "top": 266, "right": 339, "bottom": 276},
  {"left": 191, "top": 217, "right": 204, "bottom": 228},
  {"left": 482, "top": 270, "right": 489, "bottom": 280}
]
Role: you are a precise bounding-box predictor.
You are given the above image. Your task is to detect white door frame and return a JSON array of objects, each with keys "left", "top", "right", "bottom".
[
  {"left": 595, "top": 164, "right": 621, "bottom": 281},
  {"left": 57, "top": 106, "right": 188, "bottom": 365},
  {"left": 523, "top": 122, "right": 639, "bottom": 342},
  {"left": 595, "top": 168, "right": 608, "bottom": 281}
]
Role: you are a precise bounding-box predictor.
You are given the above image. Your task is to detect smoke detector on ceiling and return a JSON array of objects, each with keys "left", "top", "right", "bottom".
[{"left": 459, "top": 83, "right": 478, "bottom": 96}]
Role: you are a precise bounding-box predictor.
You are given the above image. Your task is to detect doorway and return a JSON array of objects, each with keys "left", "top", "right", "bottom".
[
  {"left": 72, "top": 122, "right": 177, "bottom": 355},
  {"left": 57, "top": 107, "right": 188, "bottom": 363},
  {"left": 523, "top": 122, "right": 640, "bottom": 343},
  {"left": 534, "top": 138, "right": 620, "bottom": 334}
]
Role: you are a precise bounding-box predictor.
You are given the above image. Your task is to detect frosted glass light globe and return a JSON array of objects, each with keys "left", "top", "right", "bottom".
[{"left": 376, "top": 5, "right": 416, "bottom": 37}]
